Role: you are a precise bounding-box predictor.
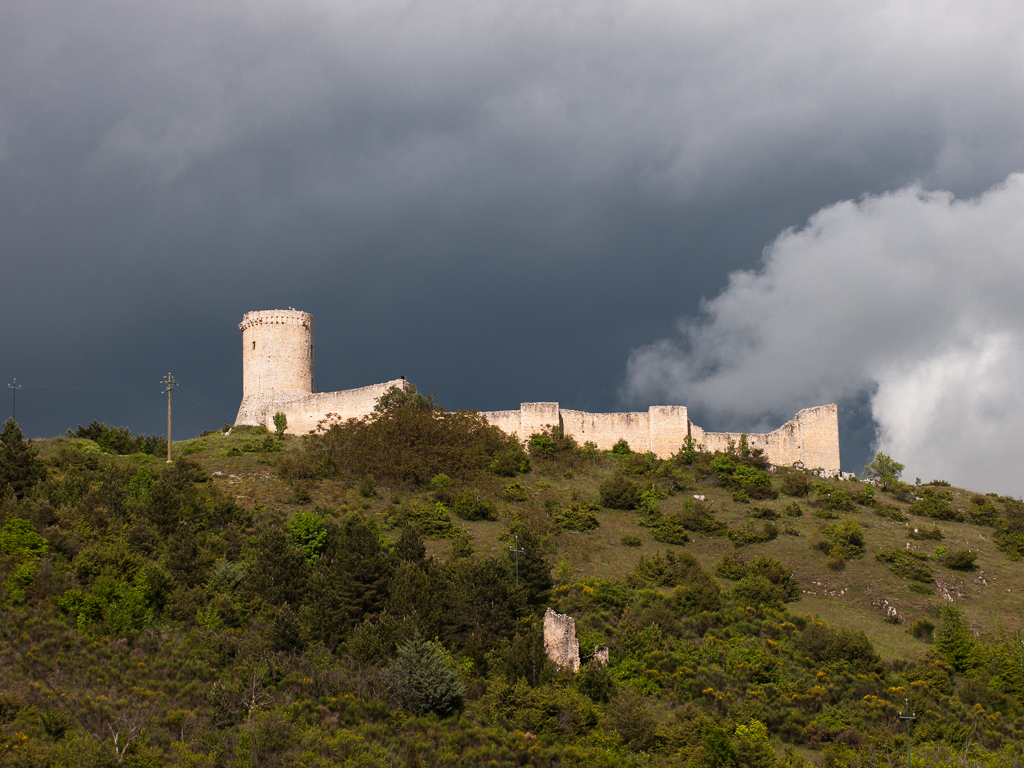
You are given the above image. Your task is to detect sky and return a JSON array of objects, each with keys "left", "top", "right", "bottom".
[{"left": 2, "top": 1, "right": 1024, "bottom": 494}]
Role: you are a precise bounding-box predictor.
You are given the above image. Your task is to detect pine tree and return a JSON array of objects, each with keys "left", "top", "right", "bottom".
[
  {"left": 936, "top": 604, "right": 976, "bottom": 672},
  {"left": 0, "top": 418, "right": 45, "bottom": 499},
  {"left": 387, "top": 632, "right": 465, "bottom": 716}
]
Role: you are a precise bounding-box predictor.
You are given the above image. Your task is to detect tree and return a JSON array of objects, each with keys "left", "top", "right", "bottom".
[
  {"left": 273, "top": 412, "right": 287, "bottom": 441},
  {"left": 863, "top": 452, "right": 904, "bottom": 491},
  {"left": 936, "top": 604, "right": 976, "bottom": 672},
  {"left": 387, "top": 632, "right": 465, "bottom": 716},
  {"left": 0, "top": 418, "right": 46, "bottom": 499}
]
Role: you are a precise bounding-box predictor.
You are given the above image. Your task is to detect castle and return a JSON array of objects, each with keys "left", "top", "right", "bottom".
[{"left": 234, "top": 309, "right": 841, "bottom": 474}]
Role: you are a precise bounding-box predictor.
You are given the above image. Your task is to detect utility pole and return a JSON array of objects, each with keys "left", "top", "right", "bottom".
[
  {"left": 898, "top": 698, "right": 916, "bottom": 768},
  {"left": 509, "top": 535, "right": 524, "bottom": 588},
  {"left": 7, "top": 378, "right": 20, "bottom": 421},
  {"left": 162, "top": 373, "right": 176, "bottom": 463}
]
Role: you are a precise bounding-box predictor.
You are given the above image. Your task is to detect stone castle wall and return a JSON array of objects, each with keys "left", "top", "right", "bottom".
[
  {"left": 269, "top": 380, "right": 409, "bottom": 434},
  {"left": 688, "top": 404, "right": 840, "bottom": 473},
  {"left": 480, "top": 402, "right": 840, "bottom": 474},
  {"left": 233, "top": 310, "right": 841, "bottom": 474}
]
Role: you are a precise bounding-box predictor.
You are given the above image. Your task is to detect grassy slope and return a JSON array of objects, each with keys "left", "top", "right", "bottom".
[{"left": 41, "top": 426, "right": 1023, "bottom": 663}]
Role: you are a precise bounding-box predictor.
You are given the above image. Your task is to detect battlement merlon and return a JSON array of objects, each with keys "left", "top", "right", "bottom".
[{"left": 239, "top": 309, "right": 313, "bottom": 332}]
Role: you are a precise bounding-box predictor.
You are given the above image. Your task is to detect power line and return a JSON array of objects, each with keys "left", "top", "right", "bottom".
[
  {"left": 14, "top": 379, "right": 154, "bottom": 390},
  {"left": 175, "top": 383, "right": 233, "bottom": 421}
]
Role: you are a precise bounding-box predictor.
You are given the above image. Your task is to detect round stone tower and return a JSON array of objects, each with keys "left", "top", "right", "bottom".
[{"left": 234, "top": 309, "right": 315, "bottom": 426}]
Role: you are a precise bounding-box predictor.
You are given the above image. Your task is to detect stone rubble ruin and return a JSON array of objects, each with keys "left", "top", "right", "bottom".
[
  {"left": 543, "top": 608, "right": 611, "bottom": 672},
  {"left": 543, "top": 608, "right": 581, "bottom": 672}
]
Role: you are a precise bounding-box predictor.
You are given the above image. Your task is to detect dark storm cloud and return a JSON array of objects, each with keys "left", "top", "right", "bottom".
[{"left": 2, "top": 0, "right": 1023, "bottom": 486}]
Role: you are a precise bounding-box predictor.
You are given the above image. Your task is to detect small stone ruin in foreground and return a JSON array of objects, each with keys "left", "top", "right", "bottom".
[{"left": 543, "top": 608, "right": 608, "bottom": 672}]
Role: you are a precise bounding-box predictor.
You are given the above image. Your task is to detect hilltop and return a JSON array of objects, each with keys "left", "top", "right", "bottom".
[{"left": 2, "top": 393, "right": 1024, "bottom": 767}]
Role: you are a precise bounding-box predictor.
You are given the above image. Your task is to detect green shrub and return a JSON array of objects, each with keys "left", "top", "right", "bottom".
[
  {"left": 1, "top": 420, "right": 47, "bottom": 499},
  {"left": 290, "top": 483, "right": 312, "bottom": 504},
  {"left": 652, "top": 514, "right": 690, "bottom": 545},
  {"left": 749, "top": 506, "right": 779, "bottom": 520},
  {"left": 611, "top": 438, "right": 632, "bottom": 456},
  {"left": 911, "top": 618, "right": 935, "bottom": 642},
  {"left": 731, "top": 573, "right": 787, "bottom": 608},
  {"left": 814, "top": 484, "right": 855, "bottom": 513},
  {"left": 273, "top": 412, "right": 287, "bottom": 440},
  {"left": 391, "top": 501, "right": 456, "bottom": 538},
  {"left": 711, "top": 453, "right": 777, "bottom": 499},
  {"left": 66, "top": 419, "right": 166, "bottom": 457},
  {"left": 621, "top": 534, "right": 642, "bottom": 547},
  {"left": 746, "top": 555, "right": 799, "bottom": 601},
  {"left": 874, "top": 503, "right": 906, "bottom": 521},
  {"left": 673, "top": 576, "right": 723, "bottom": 614},
  {"left": 576, "top": 660, "right": 614, "bottom": 703},
  {"left": 943, "top": 549, "right": 978, "bottom": 571},
  {"left": 451, "top": 489, "right": 498, "bottom": 521},
  {"left": 852, "top": 485, "right": 875, "bottom": 506},
  {"left": 285, "top": 511, "right": 328, "bottom": 562},
  {"left": 876, "top": 549, "right": 933, "bottom": 582},
  {"left": 780, "top": 472, "right": 812, "bottom": 497},
  {"left": 909, "top": 525, "right": 944, "bottom": 540},
  {"left": 620, "top": 452, "right": 659, "bottom": 477},
  {"left": 599, "top": 475, "right": 641, "bottom": 510},
  {"left": 910, "top": 488, "right": 964, "bottom": 521},
  {"left": 727, "top": 521, "right": 777, "bottom": 546},
  {"left": 358, "top": 476, "right": 376, "bottom": 498},
  {"left": 528, "top": 426, "right": 580, "bottom": 462},
  {"left": 628, "top": 551, "right": 706, "bottom": 587},
  {"left": 784, "top": 501, "right": 803, "bottom": 517},
  {"left": 968, "top": 494, "right": 1001, "bottom": 527},
  {"left": 555, "top": 501, "right": 600, "bottom": 532},
  {"left": 798, "top": 623, "right": 881, "bottom": 672},
  {"left": 673, "top": 435, "right": 700, "bottom": 465},
  {"left": 501, "top": 482, "right": 530, "bottom": 502},
  {"left": 677, "top": 499, "right": 729, "bottom": 536},
  {"left": 715, "top": 553, "right": 747, "bottom": 580},
  {"left": 732, "top": 489, "right": 750, "bottom": 503},
  {"left": 430, "top": 473, "right": 453, "bottom": 489},
  {"left": 305, "top": 387, "right": 526, "bottom": 486},
  {"left": 819, "top": 519, "right": 865, "bottom": 560}
]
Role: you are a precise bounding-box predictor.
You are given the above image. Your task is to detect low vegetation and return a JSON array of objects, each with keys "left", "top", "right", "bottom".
[{"left": 2, "top": 397, "right": 1024, "bottom": 767}]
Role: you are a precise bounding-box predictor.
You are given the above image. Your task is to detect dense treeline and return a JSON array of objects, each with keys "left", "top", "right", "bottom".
[{"left": 3, "top": 397, "right": 1024, "bottom": 766}]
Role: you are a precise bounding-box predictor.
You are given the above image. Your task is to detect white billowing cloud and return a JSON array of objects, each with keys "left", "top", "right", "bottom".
[{"left": 624, "top": 172, "right": 1024, "bottom": 495}]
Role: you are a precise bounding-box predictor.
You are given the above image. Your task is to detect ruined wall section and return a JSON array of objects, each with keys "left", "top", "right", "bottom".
[
  {"left": 235, "top": 309, "right": 314, "bottom": 426},
  {"left": 690, "top": 404, "right": 840, "bottom": 475},
  {"left": 543, "top": 608, "right": 581, "bottom": 672},
  {"left": 269, "top": 379, "right": 410, "bottom": 434},
  {"left": 482, "top": 402, "right": 839, "bottom": 473}
]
